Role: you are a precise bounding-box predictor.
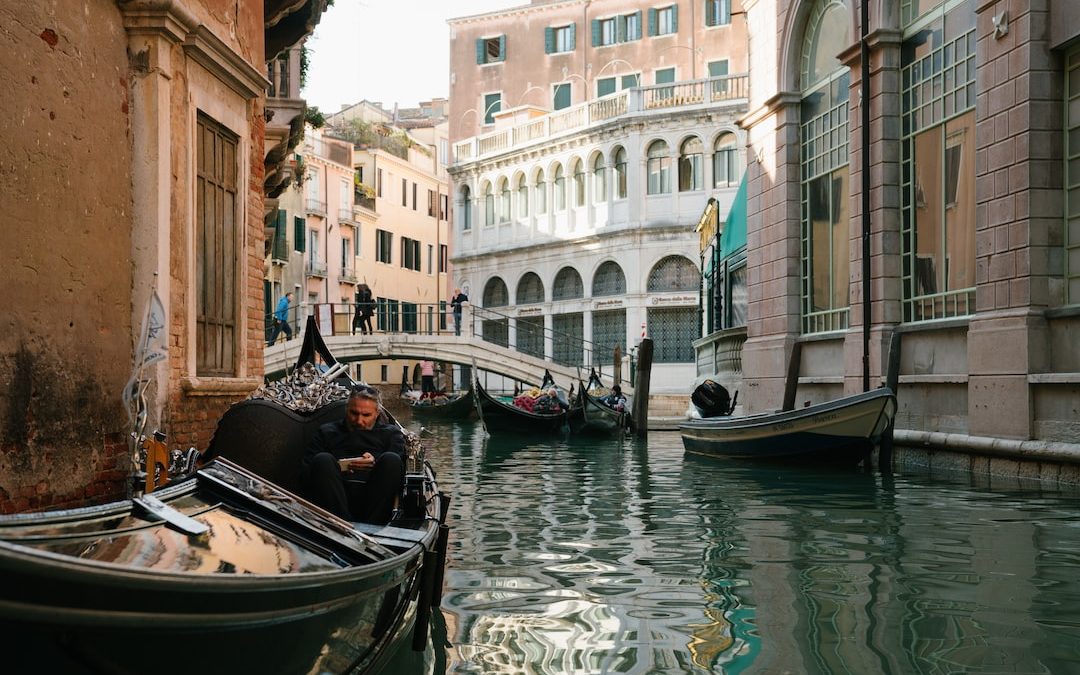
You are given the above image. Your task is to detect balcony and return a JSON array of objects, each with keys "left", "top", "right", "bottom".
[
  {"left": 305, "top": 197, "right": 327, "bottom": 216},
  {"left": 453, "top": 74, "right": 749, "bottom": 165},
  {"left": 355, "top": 193, "right": 376, "bottom": 212},
  {"left": 340, "top": 266, "right": 359, "bottom": 284},
  {"left": 306, "top": 258, "right": 328, "bottom": 278},
  {"left": 338, "top": 207, "right": 355, "bottom": 223}
]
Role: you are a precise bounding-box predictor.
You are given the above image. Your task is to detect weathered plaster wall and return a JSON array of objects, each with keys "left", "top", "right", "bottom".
[{"left": 0, "top": 1, "right": 134, "bottom": 511}]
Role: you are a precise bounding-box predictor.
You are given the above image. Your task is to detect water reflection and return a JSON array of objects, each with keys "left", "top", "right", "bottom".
[{"left": 399, "top": 415, "right": 1080, "bottom": 674}]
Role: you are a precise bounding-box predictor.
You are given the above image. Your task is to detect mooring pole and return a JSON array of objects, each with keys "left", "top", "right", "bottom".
[
  {"left": 879, "top": 331, "right": 902, "bottom": 470},
  {"left": 781, "top": 341, "right": 803, "bottom": 412},
  {"left": 631, "top": 339, "right": 653, "bottom": 439}
]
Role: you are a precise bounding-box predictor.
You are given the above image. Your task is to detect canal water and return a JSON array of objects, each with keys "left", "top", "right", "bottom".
[{"left": 389, "top": 415, "right": 1080, "bottom": 674}]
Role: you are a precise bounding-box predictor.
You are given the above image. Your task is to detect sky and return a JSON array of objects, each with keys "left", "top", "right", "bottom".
[{"left": 302, "top": 0, "right": 524, "bottom": 113}]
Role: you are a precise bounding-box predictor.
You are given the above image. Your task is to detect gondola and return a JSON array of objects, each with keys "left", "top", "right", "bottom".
[
  {"left": 0, "top": 317, "right": 450, "bottom": 674},
  {"left": 472, "top": 377, "right": 567, "bottom": 435},
  {"left": 680, "top": 387, "right": 897, "bottom": 466},
  {"left": 568, "top": 371, "right": 629, "bottom": 437},
  {"left": 404, "top": 386, "right": 477, "bottom": 421}
]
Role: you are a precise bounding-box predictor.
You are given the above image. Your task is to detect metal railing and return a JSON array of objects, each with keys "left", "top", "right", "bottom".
[
  {"left": 264, "top": 302, "right": 631, "bottom": 386},
  {"left": 453, "top": 74, "right": 749, "bottom": 165},
  {"left": 305, "top": 197, "right": 327, "bottom": 216},
  {"left": 306, "top": 258, "right": 327, "bottom": 277}
]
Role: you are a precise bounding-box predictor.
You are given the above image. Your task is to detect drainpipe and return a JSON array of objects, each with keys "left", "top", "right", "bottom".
[{"left": 860, "top": 0, "right": 871, "bottom": 392}]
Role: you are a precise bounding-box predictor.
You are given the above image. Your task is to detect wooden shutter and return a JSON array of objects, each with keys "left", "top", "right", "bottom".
[
  {"left": 498, "top": 35, "right": 506, "bottom": 62},
  {"left": 591, "top": 19, "right": 601, "bottom": 46},
  {"left": 195, "top": 113, "right": 238, "bottom": 377},
  {"left": 705, "top": 0, "right": 716, "bottom": 26},
  {"left": 568, "top": 23, "right": 576, "bottom": 50},
  {"left": 476, "top": 38, "right": 485, "bottom": 64},
  {"left": 671, "top": 5, "right": 678, "bottom": 32},
  {"left": 648, "top": 8, "right": 657, "bottom": 36},
  {"left": 617, "top": 15, "right": 626, "bottom": 42},
  {"left": 544, "top": 26, "right": 554, "bottom": 54}
]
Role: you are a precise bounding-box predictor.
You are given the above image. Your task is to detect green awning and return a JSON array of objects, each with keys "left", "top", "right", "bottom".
[{"left": 719, "top": 174, "right": 747, "bottom": 260}]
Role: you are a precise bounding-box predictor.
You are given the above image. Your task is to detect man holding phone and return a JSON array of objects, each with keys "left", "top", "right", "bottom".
[{"left": 301, "top": 384, "right": 405, "bottom": 524}]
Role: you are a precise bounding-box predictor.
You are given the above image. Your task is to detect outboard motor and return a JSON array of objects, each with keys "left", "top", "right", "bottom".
[{"left": 692, "top": 380, "right": 733, "bottom": 418}]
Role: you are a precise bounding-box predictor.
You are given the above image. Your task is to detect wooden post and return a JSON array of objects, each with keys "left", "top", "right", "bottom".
[
  {"left": 631, "top": 338, "right": 653, "bottom": 438},
  {"left": 613, "top": 345, "right": 622, "bottom": 389},
  {"left": 879, "top": 331, "right": 902, "bottom": 470},
  {"left": 781, "top": 341, "right": 802, "bottom": 412}
]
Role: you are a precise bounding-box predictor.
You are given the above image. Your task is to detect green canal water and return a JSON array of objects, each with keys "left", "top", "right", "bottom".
[{"left": 389, "top": 416, "right": 1080, "bottom": 674}]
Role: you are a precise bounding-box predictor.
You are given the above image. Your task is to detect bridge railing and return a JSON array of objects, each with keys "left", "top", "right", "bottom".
[
  {"left": 264, "top": 301, "right": 630, "bottom": 388},
  {"left": 468, "top": 305, "right": 627, "bottom": 389}
]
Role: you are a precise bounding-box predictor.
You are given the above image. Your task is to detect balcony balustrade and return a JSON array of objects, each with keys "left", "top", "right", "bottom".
[
  {"left": 306, "top": 258, "right": 328, "bottom": 277},
  {"left": 453, "top": 74, "right": 748, "bottom": 165},
  {"left": 305, "top": 197, "right": 327, "bottom": 216}
]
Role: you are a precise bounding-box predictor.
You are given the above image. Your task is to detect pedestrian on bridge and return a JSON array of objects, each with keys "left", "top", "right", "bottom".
[
  {"left": 450, "top": 287, "right": 468, "bottom": 336},
  {"left": 267, "top": 291, "right": 294, "bottom": 346},
  {"left": 354, "top": 284, "right": 374, "bottom": 335}
]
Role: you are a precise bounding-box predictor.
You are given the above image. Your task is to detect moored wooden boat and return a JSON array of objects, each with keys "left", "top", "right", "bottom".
[
  {"left": 680, "top": 387, "right": 897, "bottom": 466},
  {"left": 0, "top": 456, "right": 448, "bottom": 675},
  {"left": 568, "top": 378, "right": 628, "bottom": 437},
  {"left": 405, "top": 387, "right": 476, "bottom": 421},
  {"left": 0, "top": 315, "right": 450, "bottom": 674},
  {"left": 472, "top": 378, "right": 567, "bottom": 435}
]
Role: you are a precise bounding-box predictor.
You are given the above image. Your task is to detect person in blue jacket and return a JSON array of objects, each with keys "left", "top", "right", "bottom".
[{"left": 267, "top": 291, "right": 294, "bottom": 346}]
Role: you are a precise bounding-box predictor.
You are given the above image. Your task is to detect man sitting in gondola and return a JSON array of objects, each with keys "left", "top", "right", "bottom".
[
  {"left": 302, "top": 384, "right": 405, "bottom": 524},
  {"left": 601, "top": 384, "right": 627, "bottom": 412}
]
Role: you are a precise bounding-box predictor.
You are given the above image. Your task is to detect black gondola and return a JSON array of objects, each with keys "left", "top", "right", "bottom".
[
  {"left": 472, "top": 377, "right": 567, "bottom": 435},
  {"left": 404, "top": 386, "right": 477, "bottom": 421},
  {"left": 568, "top": 373, "right": 629, "bottom": 437},
  {"left": 0, "top": 317, "right": 451, "bottom": 674}
]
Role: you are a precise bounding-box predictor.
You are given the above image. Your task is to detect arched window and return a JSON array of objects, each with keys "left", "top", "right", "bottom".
[
  {"left": 646, "top": 140, "right": 670, "bottom": 195},
  {"left": 647, "top": 255, "right": 698, "bottom": 292},
  {"left": 534, "top": 169, "right": 547, "bottom": 215},
  {"left": 800, "top": 0, "right": 851, "bottom": 333},
  {"left": 553, "top": 164, "right": 566, "bottom": 211},
  {"left": 516, "top": 272, "right": 545, "bottom": 304},
  {"left": 613, "top": 146, "right": 627, "bottom": 199},
  {"left": 646, "top": 256, "right": 698, "bottom": 363},
  {"left": 592, "top": 154, "right": 607, "bottom": 203},
  {"left": 483, "top": 182, "right": 494, "bottom": 227},
  {"left": 571, "top": 159, "right": 586, "bottom": 207},
  {"left": 497, "top": 178, "right": 511, "bottom": 223},
  {"left": 481, "top": 277, "right": 509, "bottom": 347},
  {"left": 552, "top": 266, "right": 584, "bottom": 300},
  {"left": 713, "top": 132, "right": 738, "bottom": 188},
  {"left": 516, "top": 174, "right": 529, "bottom": 217},
  {"left": 459, "top": 185, "right": 472, "bottom": 231},
  {"left": 678, "top": 136, "right": 703, "bottom": 192},
  {"left": 591, "top": 261, "right": 626, "bottom": 297},
  {"left": 482, "top": 277, "right": 509, "bottom": 307}
]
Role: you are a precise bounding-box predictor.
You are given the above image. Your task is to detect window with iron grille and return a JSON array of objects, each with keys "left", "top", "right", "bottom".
[
  {"left": 592, "top": 261, "right": 626, "bottom": 296},
  {"left": 553, "top": 267, "right": 584, "bottom": 300},
  {"left": 483, "top": 277, "right": 509, "bottom": 307},
  {"left": 900, "top": 0, "right": 977, "bottom": 322},
  {"left": 516, "top": 315, "right": 545, "bottom": 358},
  {"left": 516, "top": 272, "right": 545, "bottom": 304},
  {"left": 648, "top": 307, "right": 696, "bottom": 362},
  {"left": 196, "top": 113, "right": 238, "bottom": 377},
  {"left": 800, "top": 0, "right": 851, "bottom": 334},
  {"left": 591, "top": 309, "right": 626, "bottom": 366},
  {"left": 552, "top": 312, "right": 583, "bottom": 366},
  {"left": 647, "top": 255, "right": 698, "bottom": 292},
  {"left": 482, "top": 319, "right": 509, "bottom": 347}
]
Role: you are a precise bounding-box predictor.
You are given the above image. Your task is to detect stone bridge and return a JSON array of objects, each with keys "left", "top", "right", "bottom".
[{"left": 264, "top": 332, "right": 620, "bottom": 391}]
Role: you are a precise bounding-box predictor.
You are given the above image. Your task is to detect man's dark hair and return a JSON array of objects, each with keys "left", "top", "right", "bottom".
[{"left": 350, "top": 383, "right": 381, "bottom": 404}]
